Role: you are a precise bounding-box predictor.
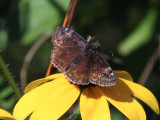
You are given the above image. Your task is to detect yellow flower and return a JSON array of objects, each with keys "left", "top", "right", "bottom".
[
  {"left": 0, "top": 108, "right": 15, "bottom": 120},
  {"left": 1, "top": 71, "right": 159, "bottom": 120}
]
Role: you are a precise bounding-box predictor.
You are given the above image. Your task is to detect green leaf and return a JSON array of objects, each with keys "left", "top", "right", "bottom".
[
  {"left": 0, "top": 86, "right": 13, "bottom": 101},
  {"left": 20, "top": 0, "right": 70, "bottom": 45},
  {"left": 0, "top": 28, "right": 8, "bottom": 51},
  {"left": 0, "top": 75, "right": 4, "bottom": 85},
  {"left": 117, "top": 7, "right": 158, "bottom": 56},
  {"left": 0, "top": 97, "right": 16, "bottom": 110}
]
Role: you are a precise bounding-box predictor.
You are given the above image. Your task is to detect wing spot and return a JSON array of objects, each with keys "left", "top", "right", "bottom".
[
  {"left": 92, "top": 72, "right": 98, "bottom": 78},
  {"left": 81, "top": 75, "right": 84, "bottom": 78},
  {"left": 101, "top": 73, "right": 104, "bottom": 77},
  {"left": 109, "top": 73, "right": 114, "bottom": 77},
  {"left": 65, "top": 32, "right": 72, "bottom": 38}
]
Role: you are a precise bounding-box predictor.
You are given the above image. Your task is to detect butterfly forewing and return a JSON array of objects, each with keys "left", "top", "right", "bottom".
[
  {"left": 51, "top": 27, "right": 87, "bottom": 72},
  {"left": 52, "top": 27, "right": 87, "bottom": 47},
  {"left": 51, "top": 46, "right": 82, "bottom": 72}
]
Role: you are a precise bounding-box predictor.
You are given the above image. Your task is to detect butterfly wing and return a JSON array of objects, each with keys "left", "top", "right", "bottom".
[
  {"left": 51, "top": 27, "right": 87, "bottom": 72},
  {"left": 52, "top": 27, "right": 87, "bottom": 47},
  {"left": 51, "top": 46, "right": 82, "bottom": 72},
  {"left": 89, "top": 53, "right": 116, "bottom": 87},
  {"left": 64, "top": 53, "right": 91, "bottom": 85}
]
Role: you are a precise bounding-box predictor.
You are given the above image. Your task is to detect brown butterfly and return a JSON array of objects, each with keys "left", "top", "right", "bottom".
[{"left": 51, "top": 27, "right": 116, "bottom": 87}]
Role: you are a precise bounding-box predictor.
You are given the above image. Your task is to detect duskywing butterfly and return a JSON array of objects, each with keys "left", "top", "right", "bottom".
[{"left": 51, "top": 27, "right": 116, "bottom": 87}]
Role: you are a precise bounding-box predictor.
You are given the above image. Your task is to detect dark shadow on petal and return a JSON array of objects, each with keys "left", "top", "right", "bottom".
[
  {"left": 99, "top": 77, "right": 134, "bottom": 102},
  {"left": 82, "top": 86, "right": 102, "bottom": 99}
]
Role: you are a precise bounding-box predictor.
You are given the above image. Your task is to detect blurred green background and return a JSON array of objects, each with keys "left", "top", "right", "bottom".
[{"left": 0, "top": 0, "right": 160, "bottom": 119}]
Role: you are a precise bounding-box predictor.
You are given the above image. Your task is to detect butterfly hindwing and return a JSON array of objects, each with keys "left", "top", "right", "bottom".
[
  {"left": 65, "top": 54, "right": 91, "bottom": 85},
  {"left": 89, "top": 53, "right": 116, "bottom": 87}
]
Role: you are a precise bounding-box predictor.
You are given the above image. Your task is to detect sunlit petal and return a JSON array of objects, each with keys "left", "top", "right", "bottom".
[
  {"left": 113, "top": 70, "right": 133, "bottom": 81},
  {"left": 24, "top": 73, "right": 65, "bottom": 93},
  {"left": 102, "top": 75, "right": 159, "bottom": 114},
  {"left": 100, "top": 87, "right": 146, "bottom": 120},
  {"left": 13, "top": 77, "right": 70, "bottom": 120},
  {"left": 0, "top": 109, "right": 15, "bottom": 120},
  {"left": 80, "top": 86, "right": 110, "bottom": 120},
  {"left": 120, "top": 78, "right": 160, "bottom": 114},
  {"left": 30, "top": 82, "right": 80, "bottom": 120}
]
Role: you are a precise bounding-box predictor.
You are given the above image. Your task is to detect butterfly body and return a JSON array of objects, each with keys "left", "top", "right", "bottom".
[{"left": 51, "top": 27, "right": 116, "bottom": 87}]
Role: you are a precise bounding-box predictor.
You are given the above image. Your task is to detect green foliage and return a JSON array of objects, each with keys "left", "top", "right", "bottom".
[
  {"left": 0, "top": 74, "right": 17, "bottom": 111},
  {"left": 0, "top": 28, "right": 8, "bottom": 51},
  {"left": 19, "top": 0, "right": 70, "bottom": 45},
  {"left": 118, "top": 7, "right": 158, "bottom": 56}
]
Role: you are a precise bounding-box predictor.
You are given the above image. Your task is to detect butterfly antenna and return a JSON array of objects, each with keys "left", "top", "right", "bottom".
[{"left": 101, "top": 47, "right": 114, "bottom": 56}]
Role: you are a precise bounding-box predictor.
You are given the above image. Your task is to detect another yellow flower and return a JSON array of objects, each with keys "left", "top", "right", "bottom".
[
  {"left": 0, "top": 108, "right": 15, "bottom": 120},
  {"left": 0, "top": 71, "right": 159, "bottom": 120}
]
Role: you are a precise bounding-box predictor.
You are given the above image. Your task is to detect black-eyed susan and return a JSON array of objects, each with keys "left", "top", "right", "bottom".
[
  {"left": 0, "top": 108, "right": 15, "bottom": 120},
  {"left": 0, "top": 71, "right": 159, "bottom": 120}
]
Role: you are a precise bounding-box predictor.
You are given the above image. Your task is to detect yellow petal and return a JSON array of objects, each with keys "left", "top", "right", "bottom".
[
  {"left": 24, "top": 73, "right": 65, "bottom": 93},
  {"left": 100, "top": 87, "right": 146, "bottom": 120},
  {"left": 30, "top": 81, "right": 80, "bottom": 120},
  {"left": 0, "top": 108, "right": 15, "bottom": 120},
  {"left": 80, "top": 86, "right": 110, "bottom": 120},
  {"left": 13, "top": 77, "right": 71, "bottom": 120},
  {"left": 120, "top": 78, "right": 160, "bottom": 114},
  {"left": 113, "top": 70, "right": 133, "bottom": 81}
]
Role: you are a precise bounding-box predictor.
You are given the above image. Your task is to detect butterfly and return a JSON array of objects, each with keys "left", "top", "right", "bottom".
[{"left": 51, "top": 27, "right": 116, "bottom": 87}]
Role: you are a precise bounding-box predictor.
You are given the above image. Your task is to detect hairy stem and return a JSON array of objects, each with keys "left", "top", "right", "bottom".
[{"left": 0, "top": 56, "right": 22, "bottom": 99}]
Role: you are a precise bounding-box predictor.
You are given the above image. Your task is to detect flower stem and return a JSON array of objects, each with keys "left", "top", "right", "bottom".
[
  {"left": 0, "top": 56, "right": 22, "bottom": 99},
  {"left": 70, "top": 108, "right": 80, "bottom": 120},
  {"left": 62, "top": 0, "right": 79, "bottom": 28}
]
